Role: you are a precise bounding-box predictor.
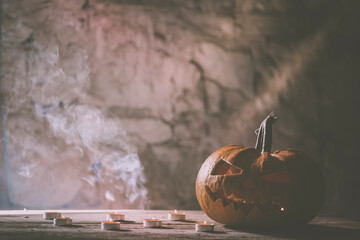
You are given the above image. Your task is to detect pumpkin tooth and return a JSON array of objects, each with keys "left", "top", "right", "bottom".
[
  {"left": 213, "top": 198, "right": 225, "bottom": 219},
  {"left": 234, "top": 205, "right": 246, "bottom": 217},
  {"left": 213, "top": 198, "right": 224, "bottom": 210},
  {"left": 248, "top": 205, "right": 262, "bottom": 217},
  {"left": 246, "top": 205, "right": 264, "bottom": 225},
  {"left": 257, "top": 202, "right": 274, "bottom": 213},
  {"left": 239, "top": 200, "right": 253, "bottom": 214},
  {"left": 205, "top": 186, "right": 217, "bottom": 202},
  {"left": 226, "top": 202, "right": 247, "bottom": 225},
  {"left": 255, "top": 202, "right": 264, "bottom": 209},
  {"left": 224, "top": 202, "right": 236, "bottom": 221},
  {"left": 222, "top": 197, "right": 229, "bottom": 207},
  {"left": 224, "top": 201, "right": 236, "bottom": 211},
  {"left": 225, "top": 202, "right": 246, "bottom": 225}
]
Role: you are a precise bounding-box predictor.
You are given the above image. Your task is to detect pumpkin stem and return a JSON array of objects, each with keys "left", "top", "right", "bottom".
[{"left": 255, "top": 112, "right": 278, "bottom": 153}]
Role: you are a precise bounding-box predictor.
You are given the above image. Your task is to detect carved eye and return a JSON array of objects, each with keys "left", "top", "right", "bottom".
[
  {"left": 212, "top": 159, "right": 243, "bottom": 175},
  {"left": 261, "top": 169, "right": 291, "bottom": 183}
]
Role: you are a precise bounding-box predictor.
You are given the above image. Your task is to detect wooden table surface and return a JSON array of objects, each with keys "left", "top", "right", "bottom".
[{"left": 0, "top": 210, "right": 359, "bottom": 239}]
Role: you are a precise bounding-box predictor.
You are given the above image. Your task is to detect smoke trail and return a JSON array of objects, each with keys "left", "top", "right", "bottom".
[
  {"left": 37, "top": 103, "right": 148, "bottom": 208},
  {"left": 2, "top": 1, "right": 148, "bottom": 209}
]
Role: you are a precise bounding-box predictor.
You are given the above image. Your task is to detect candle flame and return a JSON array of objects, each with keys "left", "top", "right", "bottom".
[
  {"left": 281, "top": 207, "right": 285, "bottom": 211},
  {"left": 204, "top": 220, "right": 207, "bottom": 224},
  {"left": 174, "top": 209, "right": 177, "bottom": 213}
]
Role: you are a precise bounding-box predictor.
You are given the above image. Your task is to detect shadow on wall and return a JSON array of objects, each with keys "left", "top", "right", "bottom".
[{"left": 0, "top": 0, "right": 359, "bottom": 219}]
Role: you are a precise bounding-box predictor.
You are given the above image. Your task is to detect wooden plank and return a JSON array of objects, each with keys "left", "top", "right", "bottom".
[{"left": 0, "top": 210, "right": 359, "bottom": 239}]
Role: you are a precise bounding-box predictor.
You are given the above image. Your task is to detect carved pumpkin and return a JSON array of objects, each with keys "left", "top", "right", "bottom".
[{"left": 195, "top": 113, "right": 325, "bottom": 227}]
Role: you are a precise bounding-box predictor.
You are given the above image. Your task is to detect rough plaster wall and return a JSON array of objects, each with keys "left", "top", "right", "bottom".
[{"left": 0, "top": 0, "right": 359, "bottom": 218}]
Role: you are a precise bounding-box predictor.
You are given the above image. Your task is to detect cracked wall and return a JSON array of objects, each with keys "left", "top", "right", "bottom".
[{"left": 0, "top": 0, "right": 359, "bottom": 218}]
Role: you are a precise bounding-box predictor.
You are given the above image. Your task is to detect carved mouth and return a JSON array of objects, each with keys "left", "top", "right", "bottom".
[{"left": 205, "top": 186, "right": 289, "bottom": 214}]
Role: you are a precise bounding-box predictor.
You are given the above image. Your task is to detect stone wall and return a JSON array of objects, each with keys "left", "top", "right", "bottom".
[{"left": 0, "top": 0, "right": 359, "bottom": 218}]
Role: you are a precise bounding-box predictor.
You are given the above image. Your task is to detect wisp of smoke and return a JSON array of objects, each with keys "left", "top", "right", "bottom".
[{"left": 2, "top": 2, "right": 148, "bottom": 209}]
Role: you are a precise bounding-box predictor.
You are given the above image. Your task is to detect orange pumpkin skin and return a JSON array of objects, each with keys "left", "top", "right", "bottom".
[{"left": 195, "top": 114, "right": 325, "bottom": 227}]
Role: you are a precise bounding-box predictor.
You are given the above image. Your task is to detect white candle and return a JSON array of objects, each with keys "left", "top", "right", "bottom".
[
  {"left": 43, "top": 212, "right": 61, "bottom": 220},
  {"left": 195, "top": 221, "right": 215, "bottom": 232},
  {"left": 101, "top": 221, "right": 121, "bottom": 230},
  {"left": 107, "top": 213, "right": 125, "bottom": 221},
  {"left": 143, "top": 218, "right": 162, "bottom": 228},
  {"left": 53, "top": 217, "right": 72, "bottom": 226},
  {"left": 168, "top": 209, "right": 186, "bottom": 221}
]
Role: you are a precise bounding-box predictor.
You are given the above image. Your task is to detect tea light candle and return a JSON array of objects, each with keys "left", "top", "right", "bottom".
[
  {"left": 168, "top": 209, "right": 186, "bottom": 221},
  {"left": 107, "top": 213, "right": 125, "bottom": 221},
  {"left": 53, "top": 217, "right": 72, "bottom": 226},
  {"left": 43, "top": 212, "right": 61, "bottom": 220},
  {"left": 143, "top": 217, "right": 162, "bottom": 228},
  {"left": 101, "top": 221, "right": 121, "bottom": 230},
  {"left": 195, "top": 221, "right": 215, "bottom": 232}
]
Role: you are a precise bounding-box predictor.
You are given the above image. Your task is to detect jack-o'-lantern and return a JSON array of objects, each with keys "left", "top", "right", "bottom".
[{"left": 195, "top": 112, "right": 325, "bottom": 227}]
